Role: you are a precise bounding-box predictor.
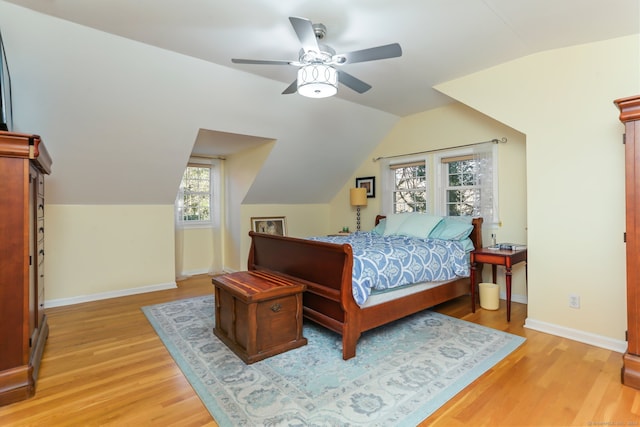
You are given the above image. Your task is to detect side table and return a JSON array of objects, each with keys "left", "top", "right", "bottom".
[{"left": 470, "top": 247, "right": 527, "bottom": 321}]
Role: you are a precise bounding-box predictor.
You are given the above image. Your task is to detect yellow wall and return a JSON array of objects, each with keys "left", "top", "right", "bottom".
[
  {"left": 237, "top": 204, "right": 331, "bottom": 270},
  {"left": 179, "top": 227, "right": 214, "bottom": 275},
  {"left": 45, "top": 205, "right": 175, "bottom": 303},
  {"left": 436, "top": 34, "right": 639, "bottom": 344},
  {"left": 328, "top": 102, "right": 528, "bottom": 300}
]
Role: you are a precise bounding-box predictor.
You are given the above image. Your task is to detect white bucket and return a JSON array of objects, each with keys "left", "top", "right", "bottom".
[{"left": 479, "top": 282, "right": 500, "bottom": 310}]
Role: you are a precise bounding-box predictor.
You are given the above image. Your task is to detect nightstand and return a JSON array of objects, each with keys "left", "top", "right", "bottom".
[{"left": 470, "top": 247, "right": 527, "bottom": 321}]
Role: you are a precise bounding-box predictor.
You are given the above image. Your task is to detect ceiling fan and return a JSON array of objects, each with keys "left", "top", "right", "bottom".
[{"left": 231, "top": 17, "right": 402, "bottom": 98}]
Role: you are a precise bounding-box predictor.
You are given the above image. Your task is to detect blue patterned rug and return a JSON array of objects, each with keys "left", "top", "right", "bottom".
[{"left": 142, "top": 296, "right": 524, "bottom": 426}]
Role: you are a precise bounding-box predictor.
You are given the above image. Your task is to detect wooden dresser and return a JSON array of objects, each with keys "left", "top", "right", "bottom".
[
  {"left": 615, "top": 95, "right": 640, "bottom": 389},
  {"left": 0, "top": 131, "right": 52, "bottom": 405}
]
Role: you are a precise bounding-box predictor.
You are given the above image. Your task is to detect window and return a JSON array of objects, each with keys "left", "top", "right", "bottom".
[
  {"left": 436, "top": 144, "right": 497, "bottom": 222},
  {"left": 443, "top": 155, "right": 479, "bottom": 216},
  {"left": 391, "top": 161, "right": 427, "bottom": 213},
  {"left": 176, "top": 165, "right": 212, "bottom": 226},
  {"left": 381, "top": 143, "right": 498, "bottom": 223}
]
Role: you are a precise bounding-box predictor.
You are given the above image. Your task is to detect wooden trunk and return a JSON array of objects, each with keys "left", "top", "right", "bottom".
[{"left": 212, "top": 270, "right": 307, "bottom": 364}]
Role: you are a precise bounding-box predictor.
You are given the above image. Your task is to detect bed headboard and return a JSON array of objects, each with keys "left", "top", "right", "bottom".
[{"left": 374, "top": 215, "right": 483, "bottom": 249}]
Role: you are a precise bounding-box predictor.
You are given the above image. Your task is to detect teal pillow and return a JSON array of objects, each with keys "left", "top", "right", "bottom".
[
  {"left": 372, "top": 218, "right": 386, "bottom": 235},
  {"left": 382, "top": 213, "right": 411, "bottom": 236},
  {"left": 429, "top": 216, "right": 474, "bottom": 240},
  {"left": 398, "top": 214, "right": 443, "bottom": 239},
  {"left": 460, "top": 237, "right": 475, "bottom": 252},
  {"left": 384, "top": 213, "right": 443, "bottom": 239}
]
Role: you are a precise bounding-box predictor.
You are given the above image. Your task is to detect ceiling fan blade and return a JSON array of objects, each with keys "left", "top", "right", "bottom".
[
  {"left": 232, "top": 58, "right": 293, "bottom": 65},
  {"left": 337, "top": 71, "right": 372, "bottom": 94},
  {"left": 282, "top": 79, "right": 298, "bottom": 95},
  {"left": 335, "top": 43, "right": 402, "bottom": 65},
  {"left": 289, "top": 17, "right": 320, "bottom": 53}
]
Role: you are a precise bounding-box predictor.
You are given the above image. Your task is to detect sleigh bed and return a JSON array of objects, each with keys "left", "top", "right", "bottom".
[{"left": 247, "top": 214, "right": 483, "bottom": 360}]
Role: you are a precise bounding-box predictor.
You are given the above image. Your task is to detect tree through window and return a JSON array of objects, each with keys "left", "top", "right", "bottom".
[
  {"left": 176, "top": 166, "right": 212, "bottom": 224},
  {"left": 391, "top": 161, "right": 427, "bottom": 213},
  {"left": 443, "top": 156, "right": 479, "bottom": 216}
]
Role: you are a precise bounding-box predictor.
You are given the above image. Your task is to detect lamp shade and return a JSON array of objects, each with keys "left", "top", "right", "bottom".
[
  {"left": 350, "top": 187, "right": 368, "bottom": 206},
  {"left": 297, "top": 64, "right": 338, "bottom": 98}
]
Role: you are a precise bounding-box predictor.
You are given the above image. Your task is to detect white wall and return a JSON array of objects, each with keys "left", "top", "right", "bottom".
[{"left": 436, "top": 34, "right": 640, "bottom": 350}]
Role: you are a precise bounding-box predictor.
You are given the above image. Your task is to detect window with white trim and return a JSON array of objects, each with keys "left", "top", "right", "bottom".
[
  {"left": 435, "top": 144, "right": 497, "bottom": 222},
  {"left": 176, "top": 165, "right": 213, "bottom": 227},
  {"left": 382, "top": 143, "right": 498, "bottom": 223},
  {"left": 442, "top": 155, "right": 479, "bottom": 216},
  {"left": 391, "top": 161, "right": 427, "bottom": 213}
]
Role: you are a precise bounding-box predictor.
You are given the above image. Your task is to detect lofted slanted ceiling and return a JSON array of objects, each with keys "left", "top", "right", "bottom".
[
  {"left": 1, "top": 0, "right": 638, "bottom": 205},
  {"left": 5, "top": 0, "right": 639, "bottom": 116}
]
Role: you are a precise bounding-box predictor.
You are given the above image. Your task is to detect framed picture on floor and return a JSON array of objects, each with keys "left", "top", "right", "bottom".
[{"left": 250, "top": 216, "right": 287, "bottom": 236}]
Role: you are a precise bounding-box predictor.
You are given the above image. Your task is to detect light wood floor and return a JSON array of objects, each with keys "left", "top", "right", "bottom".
[{"left": 1, "top": 275, "right": 639, "bottom": 426}]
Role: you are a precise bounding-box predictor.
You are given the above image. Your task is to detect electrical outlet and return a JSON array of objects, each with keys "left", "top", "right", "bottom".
[{"left": 569, "top": 294, "right": 580, "bottom": 309}]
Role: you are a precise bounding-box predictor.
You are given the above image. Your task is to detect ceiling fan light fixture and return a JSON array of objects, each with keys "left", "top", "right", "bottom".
[{"left": 297, "top": 64, "right": 338, "bottom": 98}]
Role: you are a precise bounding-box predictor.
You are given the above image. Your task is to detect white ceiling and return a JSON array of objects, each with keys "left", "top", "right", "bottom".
[
  {"left": 5, "top": 0, "right": 640, "bottom": 117},
  {"left": 1, "top": 0, "right": 638, "bottom": 207}
]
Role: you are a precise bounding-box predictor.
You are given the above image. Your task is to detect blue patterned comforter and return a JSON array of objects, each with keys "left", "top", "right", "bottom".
[{"left": 309, "top": 232, "right": 470, "bottom": 306}]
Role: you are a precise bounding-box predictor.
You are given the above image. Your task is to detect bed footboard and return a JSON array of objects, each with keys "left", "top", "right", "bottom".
[{"left": 247, "top": 231, "right": 360, "bottom": 359}]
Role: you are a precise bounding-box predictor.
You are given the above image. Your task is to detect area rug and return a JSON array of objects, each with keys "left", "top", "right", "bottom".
[{"left": 142, "top": 296, "right": 525, "bottom": 426}]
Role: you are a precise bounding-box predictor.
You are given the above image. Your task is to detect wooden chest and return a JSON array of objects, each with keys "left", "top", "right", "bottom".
[{"left": 212, "top": 270, "right": 307, "bottom": 364}]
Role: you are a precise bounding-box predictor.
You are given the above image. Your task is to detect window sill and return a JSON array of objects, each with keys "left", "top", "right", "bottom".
[{"left": 176, "top": 222, "right": 214, "bottom": 230}]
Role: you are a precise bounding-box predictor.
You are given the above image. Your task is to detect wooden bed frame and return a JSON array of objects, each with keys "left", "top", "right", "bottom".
[{"left": 247, "top": 215, "right": 483, "bottom": 360}]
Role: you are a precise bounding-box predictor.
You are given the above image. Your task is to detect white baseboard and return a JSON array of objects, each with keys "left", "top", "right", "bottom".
[
  {"left": 524, "top": 317, "right": 627, "bottom": 353},
  {"left": 44, "top": 282, "right": 177, "bottom": 308},
  {"left": 180, "top": 268, "right": 211, "bottom": 276},
  {"left": 500, "top": 292, "right": 528, "bottom": 305},
  {"left": 179, "top": 267, "right": 238, "bottom": 278}
]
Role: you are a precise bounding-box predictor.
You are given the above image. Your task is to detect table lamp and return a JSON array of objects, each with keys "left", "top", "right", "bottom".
[{"left": 350, "top": 187, "right": 368, "bottom": 231}]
